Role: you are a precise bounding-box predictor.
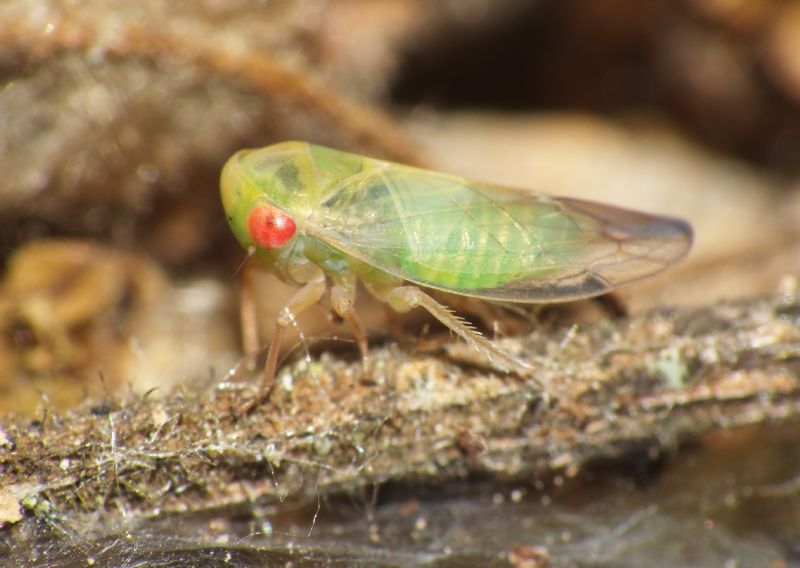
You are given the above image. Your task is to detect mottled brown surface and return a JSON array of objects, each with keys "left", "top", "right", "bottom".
[{"left": 2, "top": 292, "right": 798, "bottom": 536}]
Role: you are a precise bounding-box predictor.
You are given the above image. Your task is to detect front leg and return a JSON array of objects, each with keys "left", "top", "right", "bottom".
[
  {"left": 239, "top": 257, "right": 261, "bottom": 359},
  {"left": 238, "top": 264, "right": 327, "bottom": 415},
  {"left": 260, "top": 269, "right": 327, "bottom": 396}
]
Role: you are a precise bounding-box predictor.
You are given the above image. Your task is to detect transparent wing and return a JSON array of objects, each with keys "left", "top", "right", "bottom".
[{"left": 308, "top": 165, "right": 692, "bottom": 302}]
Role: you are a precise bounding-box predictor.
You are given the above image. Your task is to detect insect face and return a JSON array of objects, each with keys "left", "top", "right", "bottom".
[{"left": 247, "top": 204, "right": 297, "bottom": 250}]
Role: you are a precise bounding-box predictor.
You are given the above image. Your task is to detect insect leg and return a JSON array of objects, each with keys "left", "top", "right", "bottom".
[
  {"left": 330, "top": 278, "right": 370, "bottom": 375},
  {"left": 385, "top": 286, "right": 536, "bottom": 378},
  {"left": 259, "top": 270, "right": 327, "bottom": 401},
  {"left": 239, "top": 259, "right": 261, "bottom": 358},
  {"left": 239, "top": 268, "right": 327, "bottom": 414}
]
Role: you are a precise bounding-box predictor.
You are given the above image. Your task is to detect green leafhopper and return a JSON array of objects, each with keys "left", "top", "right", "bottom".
[{"left": 221, "top": 141, "right": 692, "bottom": 398}]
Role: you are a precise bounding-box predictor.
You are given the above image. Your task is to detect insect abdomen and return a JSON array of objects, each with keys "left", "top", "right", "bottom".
[{"left": 398, "top": 203, "right": 579, "bottom": 291}]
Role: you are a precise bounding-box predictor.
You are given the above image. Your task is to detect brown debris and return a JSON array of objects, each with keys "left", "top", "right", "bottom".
[
  {"left": 0, "top": 0, "right": 423, "bottom": 261},
  {"left": 0, "top": 241, "right": 168, "bottom": 414},
  {"left": 0, "top": 240, "right": 239, "bottom": 416},
  {"left": 764, "top": 3, "right": 800, "bottom": 104}
]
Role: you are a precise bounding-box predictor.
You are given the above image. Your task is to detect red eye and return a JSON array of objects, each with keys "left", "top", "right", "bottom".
[{"left": 247, "top": 204, "right": 297, "bottom": 249}]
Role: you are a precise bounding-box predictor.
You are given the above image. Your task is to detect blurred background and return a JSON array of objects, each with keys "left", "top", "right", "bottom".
[
  {"left": 1, "top": 1, "right": 799, "bottom": 565},
  {"left": 1, "top": 0, "right": 798, "bottom": 414}
]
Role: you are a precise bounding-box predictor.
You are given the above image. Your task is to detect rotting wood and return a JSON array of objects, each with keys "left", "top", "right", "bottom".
[{"left": 0, "top": 292, "right": 799, "bottom": 536}]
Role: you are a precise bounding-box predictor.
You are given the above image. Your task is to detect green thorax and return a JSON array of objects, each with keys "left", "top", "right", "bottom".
[
  {"left": 221, "top": 142, "right": 375, "bottom": 249},
  {"left": 220, "top": 141, "right": 394, "bottom": 286}
]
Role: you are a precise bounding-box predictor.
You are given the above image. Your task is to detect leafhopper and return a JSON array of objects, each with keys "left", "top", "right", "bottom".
[{"left": 221, "top": 141, "right": 692, "bottom": 397}]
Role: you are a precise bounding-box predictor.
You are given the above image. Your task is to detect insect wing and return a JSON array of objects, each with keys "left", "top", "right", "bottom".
[{"left": 309, "top": 166, "right": 692, "bottom": 302}]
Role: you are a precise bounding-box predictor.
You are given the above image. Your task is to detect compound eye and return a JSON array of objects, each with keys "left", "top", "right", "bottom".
[{"left": 247, "top": 204, "right": 297, "bottom": 250}]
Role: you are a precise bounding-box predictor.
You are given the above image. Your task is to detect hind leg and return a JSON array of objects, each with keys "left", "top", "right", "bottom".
[{"left": 380, "top": 285, "right": 536, "bottom": 378}]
